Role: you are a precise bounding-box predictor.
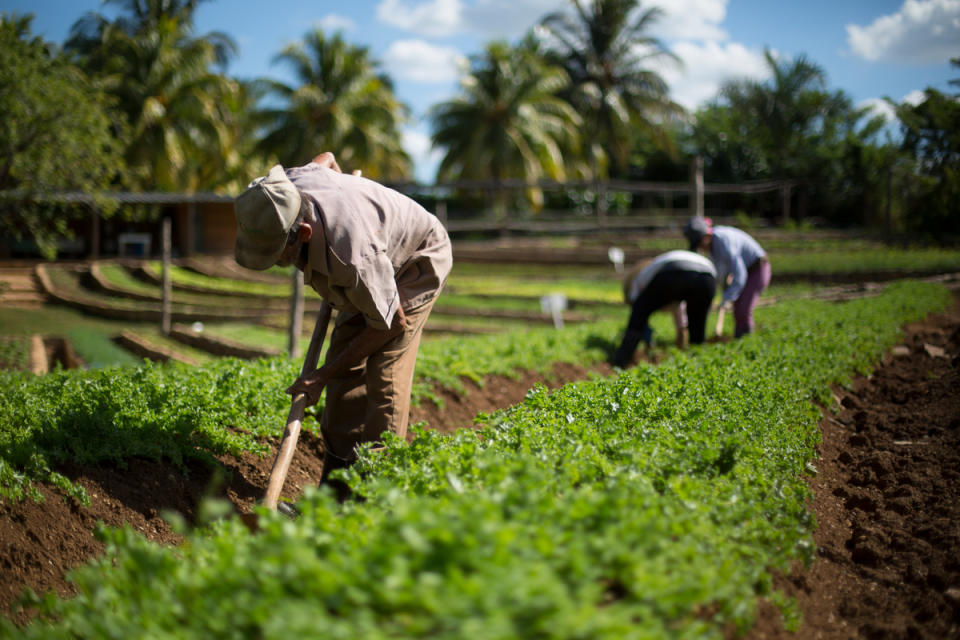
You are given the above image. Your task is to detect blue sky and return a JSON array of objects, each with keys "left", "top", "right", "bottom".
[{"left": 4, "top": 0, "right": 958, "bottom": 181}]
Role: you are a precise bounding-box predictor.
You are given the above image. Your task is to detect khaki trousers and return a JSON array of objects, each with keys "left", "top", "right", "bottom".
[{"left": 320, "top": 300, "right": 434, "bottom": 466}]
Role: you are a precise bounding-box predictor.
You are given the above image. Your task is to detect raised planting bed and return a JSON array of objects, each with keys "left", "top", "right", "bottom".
[
  {"left": 182, "top": 256, "right": 291, "bottom": 284},
  {"left": 0, "top": 281, "right": 951, "bottom": 638},
  {"left": 89, "top": 262, "right": 314, "bottom": 312},
  {"left": 168, "top": 323, "right": 282, "bottom": 360},
  {"left": 138, "top": 262, "right": 292, "bottom": 298},
  {"left": 37, "top": 264, "right": 280, "bottom": 323},
  {"left": 113, "top": 330, "right": 203, "bottom": 366}
]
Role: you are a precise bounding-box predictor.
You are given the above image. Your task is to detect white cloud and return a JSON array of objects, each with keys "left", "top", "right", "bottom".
[
  {"left": 462, "top": 0, "right": 563, "bottom": 39},
  {"left": 373, "top": 0, "right": 728, "bottom": 44},
  {"left": 846, "top": 0, "right": 960, "bottom": 64},
  {"left": 376, "top": 0, "right": 464, "bottom": 37},
  {"left": 484, "top": 0, "right": 727, "bottom": 42},
  {"left": 316, "top": 13, "right": 355, "bottom": 33},
  {"left": 625, "top": 0, "right": 754, "bottom": 110},
  {"left": 383, "top": 40, "right": 466, "bottom": 84},
  {"left": 859, "top": 90, "right": 931, "bottom": 124},
  {"left": 902, "top": 89, "right": 928, "bottom": 105},
  {"left": 648, "top": 0, "right": 728, "bottom": 41},
  {"left": 377, "top": 0, "right": 564, "bottom": 39},
  {"left": 657, "top": 40, "right": 769, "bottom": 110},
  {"left": 859, "top": 97, "right": 897, "bottom": 122}
]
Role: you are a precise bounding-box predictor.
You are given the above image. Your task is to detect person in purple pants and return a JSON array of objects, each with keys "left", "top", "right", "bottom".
[{"left": 684, "top": 217, "right": 771, "bottom": 338}]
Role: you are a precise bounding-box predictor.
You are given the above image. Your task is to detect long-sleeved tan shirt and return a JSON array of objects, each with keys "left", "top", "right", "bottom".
[{"left": 287, "top": 163, "right": 452, "bottom": 330}]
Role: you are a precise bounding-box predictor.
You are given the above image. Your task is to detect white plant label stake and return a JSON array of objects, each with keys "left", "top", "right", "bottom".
[
  {"left": 608, "top": 247, "right": 625, "bottom": 273},
  {"left": 541, "top": 293, "right": 568, "bottom": 330}
]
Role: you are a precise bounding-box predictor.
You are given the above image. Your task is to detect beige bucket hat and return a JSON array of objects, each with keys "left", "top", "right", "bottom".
[{"left": 233, "top": 165, "right": 301, "bottom": 270}]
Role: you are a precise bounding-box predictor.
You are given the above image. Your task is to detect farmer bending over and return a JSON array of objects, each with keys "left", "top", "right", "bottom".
[
  {"left": 683, "top": 217, "right": 770, "bottom": 338},
  {"left": 611, "top": 249, "right": 717, "bottom": 368},
  {"left": 233, "top": 153, "right": 452, "bottom": 492}
]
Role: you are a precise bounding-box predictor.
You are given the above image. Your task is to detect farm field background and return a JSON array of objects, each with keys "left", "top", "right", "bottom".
[
  {"left": 0, "top": 233, "right": 959, "bottom": 638},
  {"left": 3, "top": 231, "right": 960, "bottom": 372}
]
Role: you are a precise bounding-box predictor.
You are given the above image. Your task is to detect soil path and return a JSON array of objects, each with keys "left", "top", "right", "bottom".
[
  {"left": 747, "top": 297, "right": 960, "bottom": 639},
  {"left": 2, "top": 300, "right": 958, "bottom": 636}
]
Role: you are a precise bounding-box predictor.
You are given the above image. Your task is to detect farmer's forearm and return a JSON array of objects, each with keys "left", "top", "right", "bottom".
[{"left": 315, "top": 306, "right": 407, "bottom": 380}]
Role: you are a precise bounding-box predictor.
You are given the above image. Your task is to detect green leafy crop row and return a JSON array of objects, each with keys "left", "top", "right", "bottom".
[
  {"left": 0, "top": 307, "right": 635, "bottom": 504},
  {"left": 769, "top": 247, "right": 960, "bottom": 274},
  {"left": 0, "top": 358, "right": 297, "bottom": 503},
  {"left": 3, "top": 282, "right": 949, "bottom": 639},
  {"left": 0, "top": 338, "right": 30, "bottom": 372},
  {"left": 144, "top": 262, "right": 292, "bottom": 297}
]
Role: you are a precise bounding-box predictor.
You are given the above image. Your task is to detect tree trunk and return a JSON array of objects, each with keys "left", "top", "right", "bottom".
[{"left": 689, "top": 155, "right": 704, "bottom": 219}]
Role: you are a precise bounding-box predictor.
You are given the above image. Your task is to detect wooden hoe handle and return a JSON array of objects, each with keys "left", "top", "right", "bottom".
[{"left": 263, "top": 302, "right": 332, "bottom": 510}]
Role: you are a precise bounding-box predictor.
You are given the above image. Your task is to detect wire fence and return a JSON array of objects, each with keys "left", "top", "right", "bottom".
[{"left": 1, "top": 173, "right": 797, "bottom": 257}]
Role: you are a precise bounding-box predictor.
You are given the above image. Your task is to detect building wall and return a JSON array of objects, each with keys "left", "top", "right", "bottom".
[
  {"left": 172, "top": 201, "right": 236, "bottom": 256},
  {"left": 198, "top": 202, "right": 237, "bottom": 255}
]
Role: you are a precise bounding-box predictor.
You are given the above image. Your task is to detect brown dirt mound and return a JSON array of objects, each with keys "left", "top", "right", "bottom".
[
  {"left": 747, "top": 297, "right": 960, "bottom": 639},
  {"left": 2, "top": 302, "right": 958, "bottom": 636}
]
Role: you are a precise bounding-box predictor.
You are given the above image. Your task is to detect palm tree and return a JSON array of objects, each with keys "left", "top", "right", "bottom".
[
  {"left": 540, "top": 0, "right": 681, "bottom": 179},
  {"left": 66, "top": 0, "right": 243, "bottom": 192},
  {"left": 430, "top": 38, "right": 581, "bottom": 211},
  {"left": 255, "top": 29, "right": 411, "bottom": 180},
  {"left": 705, "top": 49, "right": 888, "bottom": 223},
  {"left": 719, "top": 50, "right": 834, "bottom": 179}
]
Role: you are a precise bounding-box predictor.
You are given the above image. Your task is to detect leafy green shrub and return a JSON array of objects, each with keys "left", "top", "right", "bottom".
[
  {"left": 771, "top": 247, "right": 960, "bottom": 274},
  {"left": 0, "top": 337, "right": 30, "bottom": 371},
  {"left": 0, "top": 358, "right": 298, "bottom": 503},
  {"left": 0, "top": 306, "right": 633, "bottom": 505},
  {"left": 733, "top": 209, "right": 757, "bottom": 229},
  {"left": 3, "top": 282, "right": 948, "bottom": 638}
]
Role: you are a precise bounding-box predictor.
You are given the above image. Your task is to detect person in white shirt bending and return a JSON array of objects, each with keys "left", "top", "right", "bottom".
[{"left": 611, "top": 249, "right": 717, "bottom": 368}]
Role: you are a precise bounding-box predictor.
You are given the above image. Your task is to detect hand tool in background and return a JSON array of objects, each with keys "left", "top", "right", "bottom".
[{"left": 715, "top": 304, "right": 725, "bottom": 337}]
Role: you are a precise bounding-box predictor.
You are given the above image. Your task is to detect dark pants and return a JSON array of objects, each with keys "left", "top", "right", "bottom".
[{"left": 612, "top": 269, "right": 716, "bottom": 366}]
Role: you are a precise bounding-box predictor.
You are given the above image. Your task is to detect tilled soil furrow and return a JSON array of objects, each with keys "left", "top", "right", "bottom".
[{"left": 750, "top": 300, "right": 960, "bottom": 639}]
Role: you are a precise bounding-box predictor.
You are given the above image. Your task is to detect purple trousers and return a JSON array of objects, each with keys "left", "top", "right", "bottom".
[{"left": 733, "top": 259, "right": 771, "bottom": 338}]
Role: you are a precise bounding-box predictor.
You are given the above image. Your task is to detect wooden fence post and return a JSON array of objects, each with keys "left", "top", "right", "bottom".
[
  {"left": 885, "top": 166, "right": 893, "bottom": 244},
  {"left": 89, "top": 207, "right": 100, "bottom": 259},
  {"left": 780, "top": 183, "right": 792, "bottom": 226},
  {"left": 689, "top": 155, "right": 704, "bottom": 219},
  {"left": 161, "top": 217, "right": 172, "bottom": 335},
  {"left": 595, "top": 179, "right": 607, "bottom": 228}
]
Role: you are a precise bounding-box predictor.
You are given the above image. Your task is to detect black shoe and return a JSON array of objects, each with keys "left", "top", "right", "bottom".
[{"left": 610, "top": 350, "right": 632, "bottom": 368}]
